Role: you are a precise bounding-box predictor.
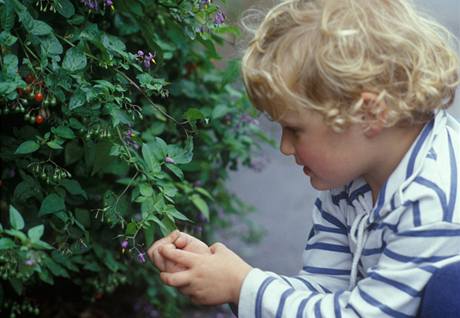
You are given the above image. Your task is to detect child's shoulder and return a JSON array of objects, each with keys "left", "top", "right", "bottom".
[{"left": 399, "top": 114, "right": 460, "bottom": 226}]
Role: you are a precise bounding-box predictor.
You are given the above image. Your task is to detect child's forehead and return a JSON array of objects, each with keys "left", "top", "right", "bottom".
[{"left": 277, "top": 108, "right": 312, "bottom": 125}]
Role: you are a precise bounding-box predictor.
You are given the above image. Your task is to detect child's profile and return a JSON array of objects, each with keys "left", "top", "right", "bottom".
[{"left": 148, "top": 0, "right": 460, "bottom": 317}]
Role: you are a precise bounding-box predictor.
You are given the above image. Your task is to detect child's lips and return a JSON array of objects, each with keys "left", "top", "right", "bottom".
[{"left": 303, "top": 166, "right": 312, "bottom": 176}]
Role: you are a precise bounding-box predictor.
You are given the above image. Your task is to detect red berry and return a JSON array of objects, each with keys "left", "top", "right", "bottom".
[
  {"left": 35, "top": 115, "right": 44, "bottom": 125},
  {"left": 17, "top": 87, "right": 24, "bottom": 96},
  {"left": 25, "top": 86, "right": 32, "bottom": 94},
  {"left": 25, "top": 74, "right": 35, "bottom": 84},
  {"left": 34, "top": 92, "right": 44, "bottom": 103}
]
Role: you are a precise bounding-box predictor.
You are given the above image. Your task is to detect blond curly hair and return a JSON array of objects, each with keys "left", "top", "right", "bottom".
[{"left": 240, "top": 0, "right": 460, "bottom": 131}]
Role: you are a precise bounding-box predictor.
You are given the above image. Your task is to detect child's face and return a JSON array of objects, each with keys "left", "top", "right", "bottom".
[{"left": 278, "top": 108, "right": 373, "bottom": 190}]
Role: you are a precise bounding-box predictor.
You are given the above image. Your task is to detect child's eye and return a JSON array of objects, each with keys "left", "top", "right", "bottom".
[{"left": 285, "top": 127, "right": 300, "bottom": 136}]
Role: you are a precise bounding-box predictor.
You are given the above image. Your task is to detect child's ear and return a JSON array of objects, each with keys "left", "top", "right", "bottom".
[{"left": 360, "top": 92, "right": 388, "bottom": 138}]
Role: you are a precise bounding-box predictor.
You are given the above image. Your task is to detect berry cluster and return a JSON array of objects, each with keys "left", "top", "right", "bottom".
[
  {"left": 1, "top": 74, "right": 58, "bottom": 126},
  {"left": 28, "top": 162, "right": 71, "bottom": 185},
  {"left": 84, "top": 125, "right": 113, "bottom": 141}
]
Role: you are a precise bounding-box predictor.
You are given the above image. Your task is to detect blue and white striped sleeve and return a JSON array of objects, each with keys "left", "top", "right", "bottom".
[
  {"left": 276, "top": 192, "right": 353, "bottom": 293},
  {"left": 237, "top": 201, "right": 460, "bottom": 317}
]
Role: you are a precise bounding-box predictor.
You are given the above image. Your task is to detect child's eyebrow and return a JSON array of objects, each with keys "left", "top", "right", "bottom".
[{"left": 278, "top": 119, "right": 298, "bottom": 127}]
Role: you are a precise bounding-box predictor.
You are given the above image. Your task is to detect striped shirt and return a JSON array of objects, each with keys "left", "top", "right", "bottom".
[{"left": 238, "top": 110, "right": 460, "bottom": 317}]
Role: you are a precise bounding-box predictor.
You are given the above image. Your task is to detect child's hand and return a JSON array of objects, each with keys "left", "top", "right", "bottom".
[
  {"left": 158, "top": 242, "right": 253, "bottom": 305},
  {"left": 148, "top": 230, "right": 210, "bottom": 273}
]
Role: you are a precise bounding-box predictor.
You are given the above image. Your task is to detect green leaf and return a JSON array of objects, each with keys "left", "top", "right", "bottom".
[
  {"left": 184, "top": 108, "right": 205, "bottom": 121},
  {"left": 83, "top": 262, "right": 101, "bottom": 272},
  {"left": 60, "top": 179, "right": 87, "bottom": 199},
  {"left": 39, "top": 194, "right": 65, "bottom": 216},
  {"left": 17, "top": 9, "right": 34, "bottom": 32},
  {"left": 125, "top": 222, "right": 137, "bottom": 236},
  {"left": 211, "top": 104, "right": 230, "bottom": 119},
  {"left": 69, "top": 89, "right": 86, "bottom": 110},
  {"left": 139, "top": 183, "right": 154, "bottom": 197},
  {"left": 166, "top": 138, "right": 193, "bottom": 164},
  {"left": 1, "top": 0, "right": 15, "bottom": 32},
  {"left": 55, "top": 0, "right": 75, "bottom": 18},
  {"left": 142, "top": 143, "right": 161, "bottom": 174},
  {"left": 31, "top": 240, "right": 53, "bottom": 250},
  {"left": 44, "top": 256, "right": 70, "bottom": 277},
  {"left": 65, "top": 140, "right": 83, "bottom": 165},
  {"left": 4, "top": 229, "right": 27, "bottom": 243},
  {"left": 0, "top": 82, "right": 17, "bottom": 95},
  {"left": 47, "top": 140, "right": 63, "bottom": 150},
  {"left": 28, "top": 225, "right": 44, "bottom": 242},
  {"left": 104, "top": 253, "right": 121, "bottom": 272},
  {"left": 9, "top": 278, "right": 23, "bottom": 295},
  {"left": 158, "top": 216, "right": 176, "bottom": 237},
  {"left": 3, "top": 54, "right": 18, "bottom": 77},
  {"left": 145, "top": 215, "right": 170, "bottom": 237},
  {"left": 15, "top": 140, "right": 39, "bottom": 154},
  {"left": 40, "top": 34, "right": 63, "bottom": 55},
  {"left": 102, "top": 34, "right": 126, "bottom": 52},
  {"left": 75, "top": 208, "right": 90, "bottom": 228},
  {"left": 9, "top": 205, "right": 24, "bottom": 230},
  {"left": 165, "top": 163, "right": 184, "bottom": 180},
  {"left": 52, "top": 126, "right": 75, "bottom": 139},
  {"left": 165, "top": 207, "right": 190, "bottom": 222},
  {"left": 161, "top": 183, "right": 177, "bottom": 198},
  {"left": 0, "top": 238, "right": 16, "bottom": 250},
  {"left": 38, "top": 268, "right": 54, "bottom": 284},
  {"left": 190, "top": 194, "right": 209, "bottom": 220},
  {"left": 91, "top": 141, "right": 112, "bottom": 176},
  {"left": 0, "top": 31, "right": 17, "bottom": 46},
  {"left": 62, "top": 47, "right": 87, "bottom": 72},
  {"left": 143, "top": 223, "right": 155, "bottom": 248},
  {"left": 52, "top": 251, "right": 79, "bottom": 272},
  {"left": 110, "top": 108, "right": 133, "bottom": 126},
  {"left": 30, "top": 20, "right": 53, "bottom": 35}
]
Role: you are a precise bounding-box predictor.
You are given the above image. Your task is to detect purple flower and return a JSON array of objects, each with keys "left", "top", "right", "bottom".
[
  {"left": 143, "top": 52, "right": 156, "bottom": 69},
  {"left": 200, "top": 0, "right": 212, "bottom": 9},
  {"left": 164, "top": 156, "right": 175, "bottom": 164},
  {"left": 135, "top": 50, "right": 156, "bottom": 69},
  {"left": 137, "top": 252, "right": 147, "bottom": 263},
  {"left": 214, "top": 10, "right": 225, "bottom": 25},
  {"left": 124, "top": 128, "right": 140, "bottom": 150},
  {"left": 104, "top": 0, "right": 113, "bottom": 6},
  {"left": 25, "top": 259, "right": 35, "bottom": 266},
  {"left": 121, "top": 240, "right": 129, "bottom": 249},
  {"left": 81, "top": 0, "right": 98, "bottom": 10}
]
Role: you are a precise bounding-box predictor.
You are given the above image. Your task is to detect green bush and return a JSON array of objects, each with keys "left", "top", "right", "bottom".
[{"left": 0, "top": 0, "right": 271, "bottom": 316}]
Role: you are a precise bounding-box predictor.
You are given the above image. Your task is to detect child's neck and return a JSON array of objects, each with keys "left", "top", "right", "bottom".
[{"left": 364, "top": 123, "right": 425, "bottom": 205}]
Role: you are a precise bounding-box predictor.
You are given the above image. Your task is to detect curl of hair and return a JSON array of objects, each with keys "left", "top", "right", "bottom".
[{"left": 240, "top": 0, "right": 460, "bottom": 131}]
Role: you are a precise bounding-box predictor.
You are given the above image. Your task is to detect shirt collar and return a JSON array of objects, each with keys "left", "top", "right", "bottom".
[{"left": 339, "top": 110, "right": 447, "bottom": 223}]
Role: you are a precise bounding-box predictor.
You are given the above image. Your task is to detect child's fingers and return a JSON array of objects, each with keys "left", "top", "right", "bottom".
[
  {"left": 174, "top": 233, "right": 189, "bottom": 249},
  {"left": 210, "top": 242, "right": 227, "bottom": 254},
  {"left": 147, "top": 230, "right": 180, "bottom": 269},
  {"left": 159, "top": 244, "right": 198, "bottom": 267},
  {"left": 160, "top": 271, "right": 191, "bottom": 288}
]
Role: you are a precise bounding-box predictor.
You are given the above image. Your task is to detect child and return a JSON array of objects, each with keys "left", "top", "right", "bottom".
[{"left": 148, "top": 0, "right": 460, "bottom": 316}]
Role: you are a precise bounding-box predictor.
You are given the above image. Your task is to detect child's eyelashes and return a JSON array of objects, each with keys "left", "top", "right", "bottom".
[{"left": 284, "top": 126, "right": 302, "bottom": 136}]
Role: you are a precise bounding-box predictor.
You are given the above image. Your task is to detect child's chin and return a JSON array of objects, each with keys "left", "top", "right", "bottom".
[{"left": 309, "top": 177, "right": 339, "bottom": 191}]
